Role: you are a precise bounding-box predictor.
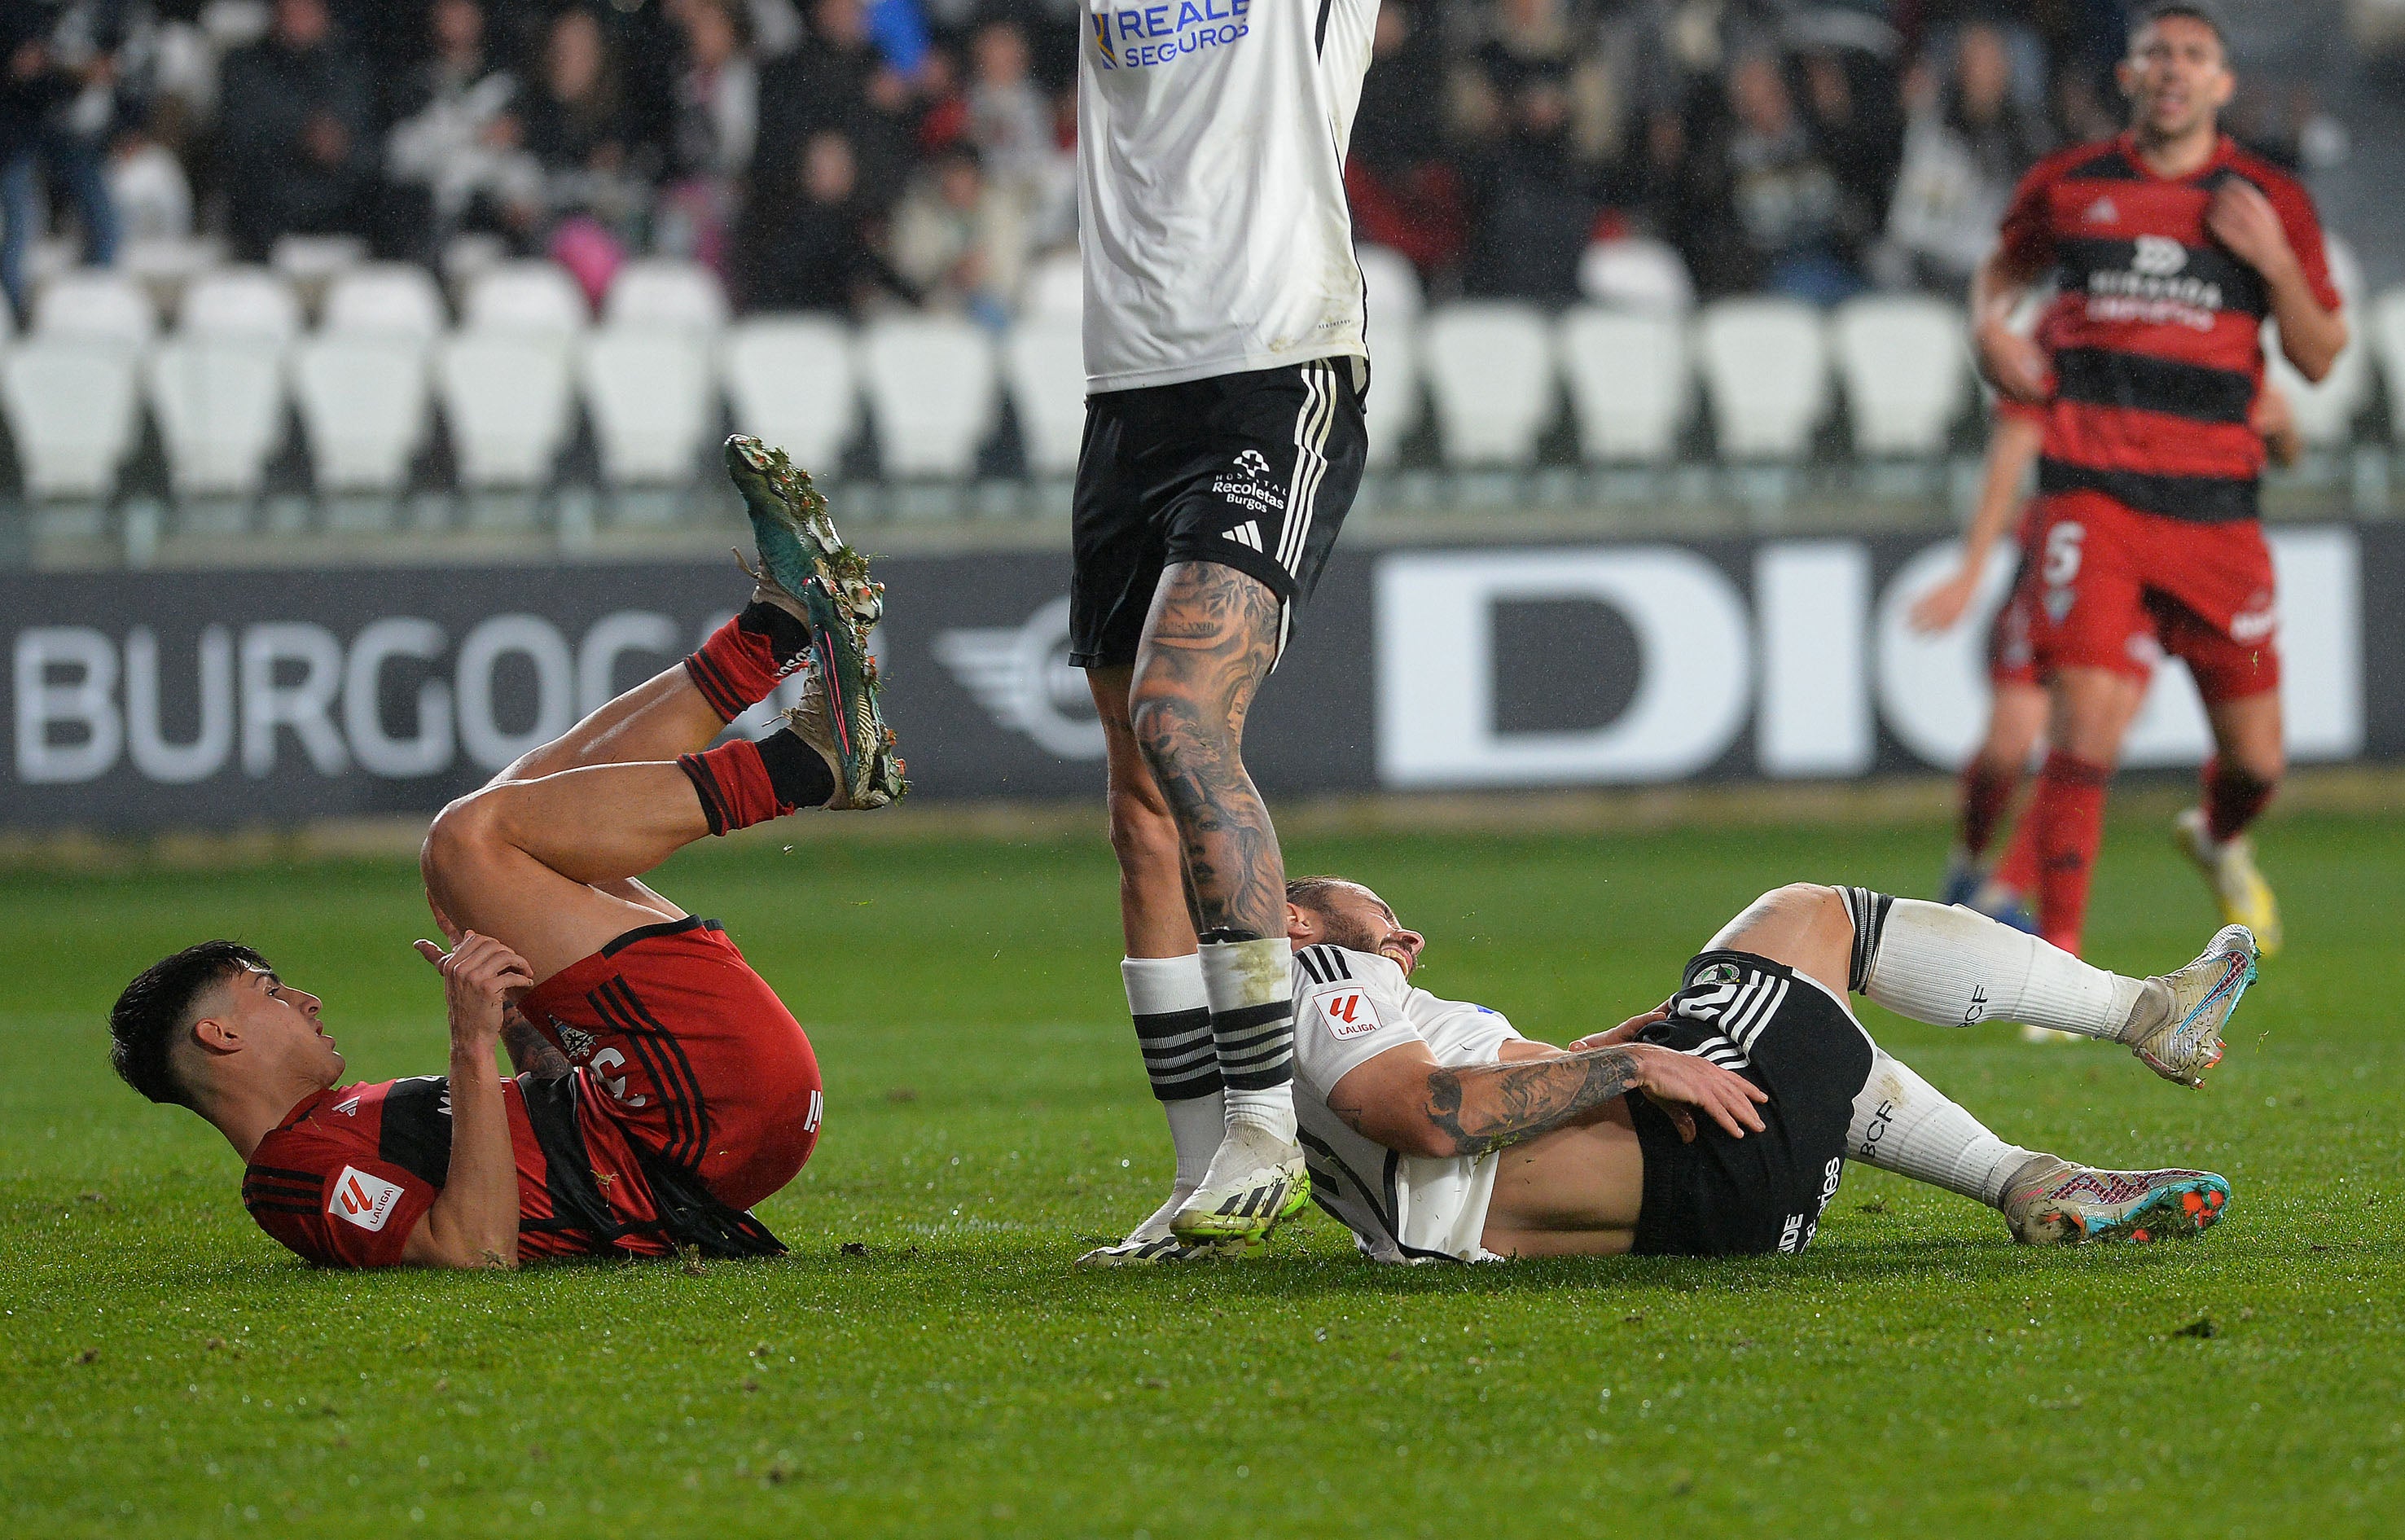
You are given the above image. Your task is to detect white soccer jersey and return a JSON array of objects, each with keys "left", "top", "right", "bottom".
[
  {"left": 1288, "top": 943, "right": 1525, "bottom": 1263},
  {"left": 1077, "top": 0, "right": 1376, "bottom": 392}
]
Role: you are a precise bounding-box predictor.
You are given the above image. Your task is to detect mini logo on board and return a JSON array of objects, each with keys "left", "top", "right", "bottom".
[
  {"left": 1315, "top": 986, "right": 1382, "bottom": 1040},
  {"left": 328, "top": 1166, "right": 404, "bottom": 1232}
]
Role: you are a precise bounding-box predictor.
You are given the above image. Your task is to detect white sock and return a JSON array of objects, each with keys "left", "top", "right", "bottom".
[
  {"left": 1198, "top": 936, "right": 1297, "bottom": 1143},
  {"left": 1121, "top": 954, "right": 1221, "bottom": 1191},
  {"left": 1847, "top": 892, "right": 2147, "bottom": 1041},
  {"left": 1850, "top": 1047, "right": 2039, "bottom": 1207}
]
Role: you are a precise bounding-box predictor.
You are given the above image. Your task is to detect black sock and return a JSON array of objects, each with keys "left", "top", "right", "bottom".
[
  {"left": 739, "top": 600, "right": 813, "bottom": 669},
  {"left": 755, "top": 728, "right": 836, "bottom": 809}
]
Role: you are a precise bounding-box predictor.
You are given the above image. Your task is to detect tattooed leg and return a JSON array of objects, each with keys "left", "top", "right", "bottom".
[{"left": 1126, "top": 561, "right": 1286, "bottom": 937}]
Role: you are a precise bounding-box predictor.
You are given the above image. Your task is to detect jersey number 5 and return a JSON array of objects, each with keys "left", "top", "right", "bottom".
[{"left": 2043, "top": 521, "right": 2085, "bottom": 587}]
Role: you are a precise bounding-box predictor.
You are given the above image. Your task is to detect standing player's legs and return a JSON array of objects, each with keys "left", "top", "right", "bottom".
[
  {"left": 1069, "top": 361, "right": 1365, "bottom": 1251},
  {"left": 2155, "top": 549, "right": 2287, "bottom": 954},
  {"left": 1945, "top": 588, "right": 2047, "bottom": 910}
]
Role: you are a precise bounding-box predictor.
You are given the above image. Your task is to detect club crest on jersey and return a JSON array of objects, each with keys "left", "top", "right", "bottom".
[
  {"left": 328, "top": 1165, "right": 405, "bottom": 1232},
  {"left": 557, "top": 1025, "right": 599, "bottom": 1062},
  {"left": 1313, "top": 984, "right": 1382, "bottom": 1040}
]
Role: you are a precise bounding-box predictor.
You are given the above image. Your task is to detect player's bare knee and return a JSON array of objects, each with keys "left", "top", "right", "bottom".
[{"left": 421, "top": 788, "right": 517, "bottom": 883}]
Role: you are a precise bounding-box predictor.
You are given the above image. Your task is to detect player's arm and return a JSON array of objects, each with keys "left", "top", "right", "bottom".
[
  {"left": 1323, "top": 1034, "right": 1766, "bottom": 1161},
  {"left": 402, "top": 932, "right": 532, "bottom": 1269},
  {"left": 2210, "top": 180, "right": 2346, "bottom": 381},
  {"left": 1971, "top": 244, "right": 2052, "bottom": 405},
  {"left": 499, "top": 1006, "right": 570, "bottom": 1080},
  {"left": 1910, "top": 408, "right": 2045, "bottom": 634},
  {"left": 2253, "top": 381, "right": 2302, "bottom": 468}
]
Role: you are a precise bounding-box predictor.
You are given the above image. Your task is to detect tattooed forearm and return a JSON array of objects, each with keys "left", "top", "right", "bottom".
[
  {"left": 1421, "top": 1047, "right": 1643, "bottom": 1158},
  {"left": 501, "top": 1010, "right": 571, "bottom": 1080},
  {"left": 1128, "top": 562, "right": 1288, "bottom": 935}
]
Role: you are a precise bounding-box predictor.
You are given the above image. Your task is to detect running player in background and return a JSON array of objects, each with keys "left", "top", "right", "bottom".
[
  {"left": 1071, "top": 0, "right": 1380, "bottom": 1261},
  {"left": 1970, "top": 2, "right": 2341, "bottom": 959},
  {"left": 104, "top": 441, "right": 901, "bottom": 1268},
  {"left": 1279, "top": 877, "right": 2252, "bottom": 1263}
]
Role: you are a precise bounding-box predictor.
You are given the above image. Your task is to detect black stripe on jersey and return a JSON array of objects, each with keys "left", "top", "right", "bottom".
[
  {"left": 599, "top": 915, "right": 719, "bottom": 957},
  {"left": 612, "top": 981, "right": 716, "bottom": 1172},
  {"left": 586, "top": 982, "right": 702, "bottom": 1171},
  {"left": 2064, "top": 147, "right": 2140, "bottom": 181},
  {"left": 604, "top": 980, "right": 715, "bottom": 1173},
  {"left": 2052, "top": 347, "right": 2257, "bottom": 425},
  {"left": 1295, "top": 945, "right": 1352, "bottom": 985},
  {"left": 248, "top": 1164, "right": 326, "bottom": 1185},
  {"left": 2038, "top": 458, "right": 2258, "bottom": 522},
  {"left": 1314, "top": 0, "right": 1332, "bottom": 55},
  {"left": 378, "top": 1077, "right": 456, "bottom": 1187},
  {"left": 243, "top": 1200, "right": 321, "bottom": 1216}
]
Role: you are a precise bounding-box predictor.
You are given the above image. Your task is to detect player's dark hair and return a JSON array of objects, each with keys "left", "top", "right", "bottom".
[
  {"left": 108, "top": 941, "right": 268, "bottom": 1108},
  {"left": 2137, "top": 2, "right": 2227, "bottom": 53}
]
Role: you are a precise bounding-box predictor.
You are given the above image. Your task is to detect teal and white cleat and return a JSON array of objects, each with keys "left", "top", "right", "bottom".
[
  {"left": 724, "top": 435, "right": 889, "bottom": 804},
  {"left": 1168, "top": 1121, "right": 1310, "bottom": 1245},
  {"left": 1999, "top": 1155, "right": 2232, "bottom": 1245},
  {"left": 2122, "top": 924, "right": 2259, "bottom": 1088},
  {"left": 1074, "top": 1194, "right": 1242, "bottom": 1266},
  {"left": 780, "top": 664, "right": 904, "bottom": 810}
]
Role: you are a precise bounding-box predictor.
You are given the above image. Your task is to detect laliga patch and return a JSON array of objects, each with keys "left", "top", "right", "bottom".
[
  {"left": 328, "top": 1165, "right": 405, "bottom": 1233},
  {"left": 1313, "top": 985, "right": 1383, "bottom": 1041}
]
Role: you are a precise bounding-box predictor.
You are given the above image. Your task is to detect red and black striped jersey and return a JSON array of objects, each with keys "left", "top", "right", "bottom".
[
  {"left": 1996, "top": 132, "right": 2338, "bottom": 522},
  {"left": 242, "top": 1072, "right": 679, "bottom": 1268}
]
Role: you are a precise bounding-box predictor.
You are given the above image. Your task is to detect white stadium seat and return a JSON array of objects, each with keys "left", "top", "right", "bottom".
[
  {"left": 722, "top": 317, "right": 858, "bottom": 473},
  {"left": 2264, "top": 235, "right": 2371, "bottom": 450},
  {"left": 2372, "top": 287, "right": 2405, "bottom": 442},
  {"left": 463, "top": 261, "right": 589, "bottom": 341},
  {"left": 1420, "top": 301, "right": 1556, "bottom": 467},
  {"left": 1356, "top": 243, "right": 1424, "bottom": 336},
  {"left": 1, "top": 340, "right": 141, "bottom": 498},
  {"left": 270, "top": 232, "right": 369, "bottom": 287},
  {"left": 178, "top": 265, "right": 303, "bottom": 346},
  {"left": 1004, "top": 318, "right": 1087, "bottom": 476},
  {"left": 1019, "top": 248, "right": 1082, "bottom": 322},
  {"left": 1357, "top": 245, "right": 1424, "bottom": 468},
  {"left": 858, "top": 315, "right": 998, "bottom": 479},
  {"left": 437, "top": 331, "right": 575, "bottom": 489},
  {"left": 1832, "top": 293, "right": 1968, "bottom": 457},
  {"left": 1363, "top": 320, "right": 1423, "bottom": 470},
  {"left": 292, "top": 336, "right": 431, "bottom": 494},
  {"left": 1696, "top": 297, "right": 1831, "bottom": 459},
  {"left": 323, "top": 263, "right": 449, "bottom": 344},
  {"left": 148, "top": 339, "right": 289, "bottom": 498},
  {"left": 1558, "top": 306, "right": 1691, "bottom": 463},
  {"left": 580, "top": 327, "right": 716, "bottom": 486},
  {"left": 119, "top": 235, "right": 223, "bottom": 292},
  {"left": 33, "top": 270, "right": 157, "bottom": 349},
  {"left": 1576, "top": 236, "right": 1696, "bottom": 314},
  {"left": 604, "top": 259, "right": 728, "bottom": 336}
]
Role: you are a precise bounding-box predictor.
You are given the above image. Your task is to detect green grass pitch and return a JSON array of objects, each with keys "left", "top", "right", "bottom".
[{"left": 3, "top": 807, "right": 2400, "bottom": 1539}]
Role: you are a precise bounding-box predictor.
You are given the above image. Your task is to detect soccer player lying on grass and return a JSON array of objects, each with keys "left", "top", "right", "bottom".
[
  {"left": 1255, "top": 879, "right": 2256, "bottom": 1264},
  {"left": 103, "top": 438, "right": 900, "bottom": 1270}
]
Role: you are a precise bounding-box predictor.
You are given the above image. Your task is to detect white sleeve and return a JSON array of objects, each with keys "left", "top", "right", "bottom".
[{"left": 1291, "top": 949, "right": 1427, "bottom": 1093}]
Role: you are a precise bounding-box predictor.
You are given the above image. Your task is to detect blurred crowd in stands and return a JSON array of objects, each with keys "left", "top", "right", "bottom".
[{"left": 0, "top": 0, "right": 2348, "bottom": 325}]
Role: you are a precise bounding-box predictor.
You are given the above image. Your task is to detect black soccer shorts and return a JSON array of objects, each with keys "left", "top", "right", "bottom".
[
  {"left": 1626, "top": 950, "right": 1877, "bottom": 1257},
  {"left": 1069, "top": 358, "right": 1367, "bottom": 669}
]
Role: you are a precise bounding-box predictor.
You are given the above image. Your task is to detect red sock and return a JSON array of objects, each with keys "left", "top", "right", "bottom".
[
  {"left": 2202, "top": 756, "right": 2276, "bottom": 844},
  {"left": 1991, "top": 814, "right": 2039, "bottom": 898},
  {"left": 677, "top": 732, "right": 832, "bottom": 834},
  {"left": 1957, "top": 760, "right": 2021, "bottom": 860},
  {"left": 682, "top": 603, "right": 812, "bottom": 723},
  {"left": 2025, "top": 751, "right": 2111, "bottom": 955}
]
